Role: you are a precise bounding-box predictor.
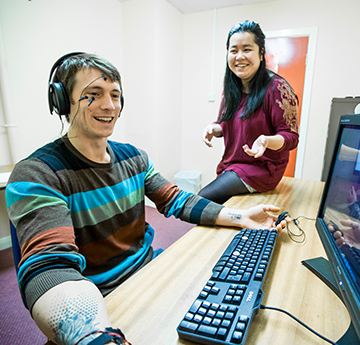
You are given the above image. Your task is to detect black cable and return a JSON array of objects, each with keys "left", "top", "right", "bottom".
[
  {"left": 260, "top": 304, "right": 338, "bottom": 345},
  {"left": 286, "top": 215, "right": 316, "bottom": 244}
]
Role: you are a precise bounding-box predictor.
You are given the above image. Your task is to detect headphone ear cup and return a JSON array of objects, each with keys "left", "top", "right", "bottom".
[
  {"left": 48, "top": 82, "right": 70, "bottom": 116},
  {"left": 48, "top": 52, "right": 85, "bottom": 117},
  {"left": 118, "top": 94, "right": 124, "bottom": 118}
]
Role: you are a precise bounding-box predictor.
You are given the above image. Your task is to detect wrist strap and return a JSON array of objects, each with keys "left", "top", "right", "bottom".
[{"left": 75, "top": 327, "right": 131, "bottom": 345}]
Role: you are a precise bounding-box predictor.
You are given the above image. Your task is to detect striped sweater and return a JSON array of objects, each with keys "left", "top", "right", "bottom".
[{"left": 6, "top": 136, "right": 223, "bottom": 311}]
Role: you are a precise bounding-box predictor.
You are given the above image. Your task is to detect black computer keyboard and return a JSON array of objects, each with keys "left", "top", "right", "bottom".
[{"left": 177, "top": 228, "right": 278, "bottom": 345}]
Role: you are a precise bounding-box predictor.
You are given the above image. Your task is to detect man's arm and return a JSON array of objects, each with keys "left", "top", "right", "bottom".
[
  {"left": 215, "top": 204, "right": 287, "bottom": 231},
  {"left": 32, "top": 280, "right": 120, "bottom": 345}
]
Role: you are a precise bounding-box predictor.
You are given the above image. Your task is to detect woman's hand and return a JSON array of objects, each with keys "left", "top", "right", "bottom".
[
  {"left": 243, "top": 134, "right": 285, "bottom": 158},
  {"left": 329, "top": 219, "right": 360, "bottom": 248},
  {"left": 243, "top": 135, "right": 268, "bottom": 158},
  {"left": 203, "top": 123, "right": 222, "bottom": 147}
]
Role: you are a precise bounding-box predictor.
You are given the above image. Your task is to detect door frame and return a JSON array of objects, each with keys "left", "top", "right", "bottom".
[
  {"left": 266, "top": 27, "right": 318, "bottom": 179},
  {"left": 0, "top": 21, "right": 15, "bottom": 166}
]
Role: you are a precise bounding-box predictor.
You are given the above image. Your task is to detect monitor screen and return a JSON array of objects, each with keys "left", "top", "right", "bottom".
[{"left": 316, "top": 114, "right": 360, "bottom": 340}]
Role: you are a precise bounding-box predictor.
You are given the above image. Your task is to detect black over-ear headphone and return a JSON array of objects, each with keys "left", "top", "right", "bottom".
[{"left": 48, "top": 52, "right": 85, "bottom": 116}]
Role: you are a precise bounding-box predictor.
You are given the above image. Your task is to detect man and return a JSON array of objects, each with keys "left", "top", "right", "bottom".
[{"left": 6, "top": 53, "right": 287, "bottom": 345}]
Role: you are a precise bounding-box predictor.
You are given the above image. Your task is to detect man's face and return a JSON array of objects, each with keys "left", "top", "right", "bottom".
[{"left": 68, "top": 68, "right": 122, "bottom": 141}]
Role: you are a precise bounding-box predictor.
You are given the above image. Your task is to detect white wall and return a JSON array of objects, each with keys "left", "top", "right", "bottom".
[{"left": 120, "top": 0, "right": 183, "bottom": 179}]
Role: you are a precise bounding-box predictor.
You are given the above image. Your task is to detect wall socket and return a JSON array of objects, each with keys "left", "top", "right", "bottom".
[{"left": 208, "top": 93, "right": 215, "bottom": 102}]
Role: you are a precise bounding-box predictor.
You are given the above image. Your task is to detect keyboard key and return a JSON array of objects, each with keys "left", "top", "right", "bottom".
[
  {"left": 207, "top": 309, "right": 216, "bottom": 318},
  {"left": 184, "top": 312, "right": 194, "bottom": 321},
  {"left": 212, "top": 271, "right": 221, "bottom": 279},
  {"left": 228, "top": 306, "right": 238, "bottom": 313},
  {"left": 211, "top": 286, "right": 220, "bottom": 294},
  {"left": 179, "top": 320, "right": 197, "bottom": 332},
  {"left": 198, "top": 325, "right": 217, "bottom": 337},
  {"left": 199, "top": 291, "right": 208, "bottom": 299},
  {"left": 236, "top": 321, "right": 246, "bottom": 331},
  {"left": 216, "top": 311, "right": 225, "bottom": 319},
  {"left": 219, "top": 267, "right": 230, "bottom": 280},
  {"left": 212, "top": 318, "right": 221, "bottom": 327},
  {"left": 227, "top": 275, "right": 241, "bottom": 282},
  {"left": 202, "top": 301, "right": 211, "bottom": 308},
  {"left": 224, "top": 295, "right": 232, "bottom": 303},
  {"left": 211, "top": 303, "right": 220, "bottom": 311},
  {"left": 231, "top": 331, "right": 244, "bottom": 343},
  {"left": 225, "top": 311, "right": 235, "bottom": 319},
  {"left": 198, "top": 307, "right": 207, "bottom": 316},
  {"left": 239, "top": 315, "right": 249, "bottom": 324},
  {"left": 194, "top": 314, "right": 203, "bottom": 323},
  {"left": 203, "top": 317, "right": 212, "bottom": 325},
  {"left": 216, "top": 327, "right": 228, "bottom": 340},
  {"left": 189, "top": 300, "right": 201, "bottom": 313},
  {"left": 233, "top": 296, "right": 241, "bottom": 304},
  {"left": 241, "top": 272, "right": 251, "bottom": 283},
  {"left": 221, "top": 319, "right": 231, "bottom": 328}
]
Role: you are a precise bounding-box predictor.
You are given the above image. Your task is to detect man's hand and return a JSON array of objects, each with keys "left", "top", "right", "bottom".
[{"left": 216, "top": 204, "right": 289, "bottom": 231}]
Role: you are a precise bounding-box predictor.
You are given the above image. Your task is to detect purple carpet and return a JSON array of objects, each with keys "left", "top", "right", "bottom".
[{"left": 0, "top": 206, "right": 194, "bottom": 344}]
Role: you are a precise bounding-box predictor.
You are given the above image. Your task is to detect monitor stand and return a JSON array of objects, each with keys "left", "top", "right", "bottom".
[{"left": 302, "top": 256, "right": 359, "bottom": 345}]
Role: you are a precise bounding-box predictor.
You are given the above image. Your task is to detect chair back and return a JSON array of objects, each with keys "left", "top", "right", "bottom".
[{"left": 10, "top": 221, "right": 21, "bottom": 273}]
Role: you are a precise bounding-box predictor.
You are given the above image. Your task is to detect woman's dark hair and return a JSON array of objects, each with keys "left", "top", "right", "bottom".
[{"left": 219, "top": 20, "right": 271, "bottom": 122}]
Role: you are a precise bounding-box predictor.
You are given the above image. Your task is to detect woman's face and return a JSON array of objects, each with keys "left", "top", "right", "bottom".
[{"left": 227, "top": 31, "right": 263, "bottom": 90}]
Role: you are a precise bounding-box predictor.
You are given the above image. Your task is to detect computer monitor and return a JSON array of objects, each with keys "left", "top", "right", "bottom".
[{"left": 316, "top": 114, "right": 360, "bottom": 342}]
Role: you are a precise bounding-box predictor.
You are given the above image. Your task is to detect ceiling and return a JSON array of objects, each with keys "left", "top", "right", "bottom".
[
  {"left": 118, "top": 0, "right": 275, "bottom": 14},
  {"left": 165, "top": 0, "right": 274, "bottom": 13}
]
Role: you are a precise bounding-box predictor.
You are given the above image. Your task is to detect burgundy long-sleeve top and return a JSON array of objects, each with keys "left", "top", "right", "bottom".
[{"left": 217, "top": 75, "right": 299, "bottom": 193}]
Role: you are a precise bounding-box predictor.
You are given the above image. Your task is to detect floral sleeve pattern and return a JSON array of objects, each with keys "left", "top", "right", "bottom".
[{"left": 275, "top": 79, "right": 299, "bottom": 133}]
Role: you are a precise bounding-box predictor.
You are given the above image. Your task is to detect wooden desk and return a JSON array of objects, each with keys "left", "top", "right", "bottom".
[{"left": 105, "top": 177, "right": 350, "bottom": 344}]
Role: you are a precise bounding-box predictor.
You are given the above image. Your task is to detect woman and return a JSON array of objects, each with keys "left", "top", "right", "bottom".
[{"left": 199, "top": 20, "right": 299, "bottom": 204}]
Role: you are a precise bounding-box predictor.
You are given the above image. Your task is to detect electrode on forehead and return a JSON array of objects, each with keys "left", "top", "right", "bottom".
[{"left": 77, "top": 74, "right": 108, "bottom": 105}]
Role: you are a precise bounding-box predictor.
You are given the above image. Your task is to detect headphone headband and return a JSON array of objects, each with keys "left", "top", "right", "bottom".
[{"left": 48, "top": 52, "right": 86, "bottom": 116}]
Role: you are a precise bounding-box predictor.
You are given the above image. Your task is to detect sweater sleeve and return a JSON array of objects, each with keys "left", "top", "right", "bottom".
[
  {"left": 6, "top": 159, "right": 86, "bottom": 311},
  {"left": 140, "top": 149, "right": 224, "bottom": 225},
  {"left": 266, "top": 76, "right": 299, "bottom": 152}
]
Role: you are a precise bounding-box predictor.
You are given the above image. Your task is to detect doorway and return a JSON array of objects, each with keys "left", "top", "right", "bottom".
[{"left": 265, "top": 27, "right": 318, "bottom": 178}]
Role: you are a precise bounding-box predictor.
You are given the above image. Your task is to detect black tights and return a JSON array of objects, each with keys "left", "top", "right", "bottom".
[{"left": 198, "top": 171, "right": 250, "bottom": 204}]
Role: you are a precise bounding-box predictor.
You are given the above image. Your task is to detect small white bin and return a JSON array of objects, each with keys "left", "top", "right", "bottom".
[{"left": 174, "top": 171, "right": 201, "bottom": 194}]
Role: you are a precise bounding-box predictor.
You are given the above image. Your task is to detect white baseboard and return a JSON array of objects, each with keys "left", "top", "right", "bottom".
[{"left": 0, "top": 235, "right": 11, "bottom": 251}]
